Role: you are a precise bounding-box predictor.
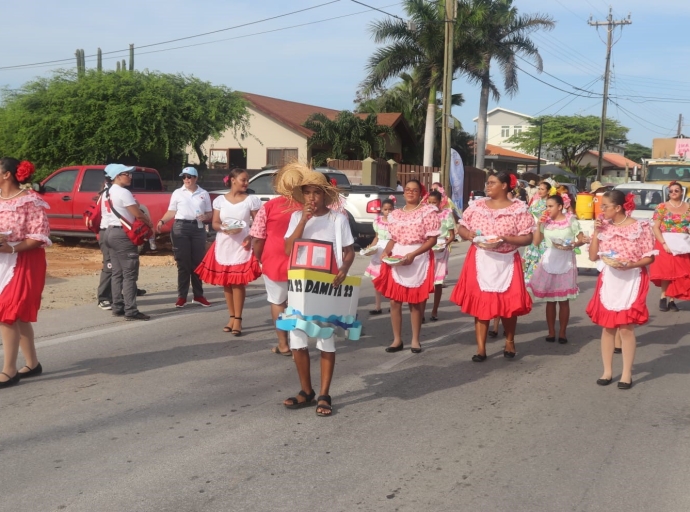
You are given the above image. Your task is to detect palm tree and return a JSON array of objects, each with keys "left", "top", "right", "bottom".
[
  {"left": 361, "top": 0, "right": 493, "bottom": 167},
  {"left": 471, "top": 0, "right": 554, "bottom": 169},
  {"left": 303, "top": 111, "right": 394, "bottom": 166}
]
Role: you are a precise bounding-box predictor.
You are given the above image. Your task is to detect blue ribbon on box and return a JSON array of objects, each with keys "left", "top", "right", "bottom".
[{"left": 276, "top": 307, "right": 362, "bottom": 341}]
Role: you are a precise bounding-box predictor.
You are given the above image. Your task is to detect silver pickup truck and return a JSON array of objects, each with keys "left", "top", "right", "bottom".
[{"left": 244, "top": 167, "right": 404, "bottom": 242}]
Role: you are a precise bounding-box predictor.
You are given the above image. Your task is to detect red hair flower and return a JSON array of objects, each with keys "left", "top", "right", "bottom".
[
  {"left": 15, "top": 161, "right": 35, "bottom": 183},
  {"left": 623, "top": 192, "right": 636, "bottom": 214},
  {"left": 509, "top": 174, "right": 518, "bottom": 189}
]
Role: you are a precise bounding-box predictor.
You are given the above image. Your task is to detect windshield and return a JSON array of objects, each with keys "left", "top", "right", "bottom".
[
  {"left": 616, "top": 188, "right": 665, "bottom": 211},
  {"left": 647, "top": 165, "right": 690, "bottom": 182}
]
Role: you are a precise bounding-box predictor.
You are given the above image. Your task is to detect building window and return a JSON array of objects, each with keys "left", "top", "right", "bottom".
[
  {"left": 267, "top": 148, "right": 298, "bottom": 167},
  {"left": 501, "top": 126, "right": 510, "bottom": 138},
  {"left": 513, "top": 126, "right": 522, "bottom": 136}
]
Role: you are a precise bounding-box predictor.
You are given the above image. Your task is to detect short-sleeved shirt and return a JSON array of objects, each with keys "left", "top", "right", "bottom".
[
  {"left": 213, "top": 194, "right": 262, "bottom": 225},
  {"left": 597, "top": 220, "right": 655, "bottom": 262},
  {"left": 438, "top": 208, "right": 456, "bottom": 239},
  {"left": 387, "top": 204, "right": 441, "bottom": 245},
  {"left": 541, "top": 213, "right": 582, "bottom": 249},
  {"left": 167, "top": 186, "right": 212, "bottom": 220},
  {"left": 372, "top": 216, "right": 391, "bottom": 242},
  {"left": 285, "top": 211, "right": 355, "bottom": 268},
  {"left": 249, "top": 196, "right": 301, "bottom": 282},
  {"left": 0, "top": 192, "right": 51, "bottom": 246},
  {"left": 460, "top": 198, "right": 535, "bottom": 253},
  {"left": 101, "top": 184, "right": 137, "bottom": 227},
  {"left": 653, "top": 203, "right": 690, "bottom": 233}
]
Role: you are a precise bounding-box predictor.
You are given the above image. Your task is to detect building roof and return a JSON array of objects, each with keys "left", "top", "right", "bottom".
[
  {"left": 473, "top": 107, "right": 532, "bottom": 122},
  {"left": 485, "top": 144, "right": 542, "bottom": 162},
  {"left": 587, "top": 151, "right": 640, "bottom": 169},
  {"left": 241, "top": 93, "right": 412, "bottom": 142}
]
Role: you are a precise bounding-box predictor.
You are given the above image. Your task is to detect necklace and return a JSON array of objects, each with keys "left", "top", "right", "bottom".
[
  {"left": 612, "top": 215, "right": 628, "bottom": 226},
  {"left": 0, "top": 189, "right": 23, "bottom": 200},
  {"left": 403, "top": 203, "right": 422, "bottom": 212},
  {"left": 668, "top": 200, "right": 683, "bottom": 208}
]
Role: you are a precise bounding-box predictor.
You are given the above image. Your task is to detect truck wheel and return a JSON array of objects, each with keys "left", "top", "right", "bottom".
[{"left": 61, "top": 236, "right": 81, "bottom": 246}]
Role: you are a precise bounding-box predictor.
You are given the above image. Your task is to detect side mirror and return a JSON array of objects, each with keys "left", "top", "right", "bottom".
[{"left": 32, "top": 183, "right": 45, "bottom": 194}]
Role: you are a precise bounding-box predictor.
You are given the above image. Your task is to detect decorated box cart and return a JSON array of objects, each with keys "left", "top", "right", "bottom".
[{"left": 276, "top": 239, "right": 362, "bottom": 341}]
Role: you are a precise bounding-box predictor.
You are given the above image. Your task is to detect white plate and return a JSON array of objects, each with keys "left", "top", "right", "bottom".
[
  {"left": 360, "top": 246, "right": 378, "bottom": 256},
  {"left": 382, "top": 257, "right": 404, "bottom": 266}
]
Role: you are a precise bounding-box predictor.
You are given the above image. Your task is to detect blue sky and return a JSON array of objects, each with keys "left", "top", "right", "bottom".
[{"left": 2, "top": 0, "right": 689, "bottom": 149}]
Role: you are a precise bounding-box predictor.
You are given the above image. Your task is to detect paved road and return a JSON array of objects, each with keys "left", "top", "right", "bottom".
[{"left": 2, "top": 245, "right": 690, "bottom": 511}]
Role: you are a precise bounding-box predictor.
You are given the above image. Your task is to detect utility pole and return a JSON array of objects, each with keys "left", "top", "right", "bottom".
[
  {"left": 536, "top": 120, "right": 543, "bottom": 175},
  {"left": 677, "top": 114, "right": 683, "bottom": 137},
  {"left": 440, "top": 0, "right": 456, "bottom": 192},
  {"left": 589, "top": 8, "right": 632, "bottom": 182}
]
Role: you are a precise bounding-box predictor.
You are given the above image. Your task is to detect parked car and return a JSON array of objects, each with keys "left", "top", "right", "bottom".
[
  {"left": 613, "top": 182, "right": 680, "bottom": 220},
  {"left": 210, "top": 167, "right": 404, "bottom": 243},
  {"left": 34, "top": 165, "right": 173, "bottom": 246},
  {"left": 468, "top": 189, "right": 486, "bottom": 205}
]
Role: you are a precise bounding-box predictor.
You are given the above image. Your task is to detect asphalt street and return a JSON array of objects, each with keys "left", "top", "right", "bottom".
[{"left": 2, "top": 244, "right": 690, "bottom": 512}]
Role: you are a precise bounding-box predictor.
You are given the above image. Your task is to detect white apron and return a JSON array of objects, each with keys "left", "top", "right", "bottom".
[
  {"left": 476, "top": 248, "right": 516, "bottom": 293},
  {"left": 214, "top": 227, "right": 251, "bottom": 266},
  {"left": 391, "top": 243, "right": 429, "bottom": 288},
  {"left": 369, "top": 238, "right": 390, "bottom": 267},
  {"left": 0, "top": 242, "right": 20, "bottom": 296},
  {"left": 541, "top": 247, "right": 574, "bottom": 274},
  {"left": 662, "top": 232, "right": 690, "bottom": 256},
  {"left": 600, "top": 266, "right": 641, "bottom": 312}
]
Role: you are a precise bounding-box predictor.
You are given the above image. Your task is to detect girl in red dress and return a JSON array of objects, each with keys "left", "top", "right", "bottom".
[
  {"left": 374, "top": 180, "right": 440, "bottom": 354},
  {"left": 451, "top": 171, "right": 535, "bottom": 362},
  {"left": 0, "top": 158, "right": 50, "bottom": 389},
  {"left": 649, "top": 181, "right": 690, "bottom": 311},
  {"left": 586, "top": 190, "right": 656, "bottom": 389}
]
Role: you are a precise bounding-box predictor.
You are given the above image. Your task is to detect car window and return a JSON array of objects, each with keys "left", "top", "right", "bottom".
[
  {"left": 324, "top": 173, "right": 350, "bottom": 187},
  {"left": 249, "top": 174, "right": 276, "bottom": 194},
  {"left": 617, "top": 189, "right": 663, "bottom": 211},
  {"left": 44, "top": 169, "right": 78, "bottom": 192},
  {"left": 80, "top": 169, "right": 106, "bottom": 192},
  {"left": 144, "top": 172, "right": 163, "bottom": 191}
]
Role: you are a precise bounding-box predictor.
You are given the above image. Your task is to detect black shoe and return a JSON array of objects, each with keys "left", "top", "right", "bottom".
[
  {"left": 614, "top": 348, "right": 622, "bottom": 354},
  {"left": 0, "top": 371, "right": 20, "bottom": 389},
  {"left": 411, "top": 346, "right": 422, "bottom": 354},
  {"left": 422, "top": 317, "right": 426, "bottom": 324},
  {"left": 112, "top": 310, "right": 125, "bottom": 317},
  {"left": 558, "top": 337, "right": 568, "bottom": 344},
  {"left": 669, "top": 300, "right": 679, "bottom": 312},
  {"left": 503, "top": 350, "right": 516, "bottom": 359},
  {"left": 618, "top": 379, "right": 633, "bottom": 390},
  {"left": 472, "top": 354, "right": 487, "bottom": 362},
  {"left": 385, "top": 343, "right": 404, "bottom": 353},
  {"left": 430, "top": 315, "right": 438, "bottom": 322},
  {"left": 125, "top": 312, "right": 150, "bottom": 321},
  {"left": 369, "top": 309, "right": 383, "bottom": 315},
  {"left": 18, "top": 363, "right": 42, "bottom": 379},
  {"left": 487, "top": 330, "right": 498, "bottom": 338},
  {"left": 659, "top": 298, "right": 669, "bottom": 311},
  {"left": 545, "top": 336, "right": 556, "bottom": 342},
  {"left": 596, "top": 378, "right": 613, "bottom": 386},
  {"left": 136, "top": 289, "right": 147, "bottom": 296}
]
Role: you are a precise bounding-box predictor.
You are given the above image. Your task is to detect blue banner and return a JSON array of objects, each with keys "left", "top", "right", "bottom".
[{"left": 450, "top": 148, "right": 465, "bottom": 211}]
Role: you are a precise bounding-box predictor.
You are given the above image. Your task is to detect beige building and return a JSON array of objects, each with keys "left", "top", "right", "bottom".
[{"left": 189, "top": 93, "right": 413, "bottom": 170}]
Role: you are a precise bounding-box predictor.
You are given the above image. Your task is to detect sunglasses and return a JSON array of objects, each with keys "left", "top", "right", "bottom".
[
  {"left": 182, "top": 174, "right": 196, "bottom": 180},
  {"left": 118, "top": 172, "right": 132, "bottom": 177}
]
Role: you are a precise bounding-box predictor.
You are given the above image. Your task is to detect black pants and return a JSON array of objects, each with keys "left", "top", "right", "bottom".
[
  {"left": 97, "top": 229, "right": 112, "bottom": 302},
  {"left": 171, "top": 220, "right": 206, "bottom": 299},
  {"left": 104, "top": 227, "right": 140, "bottom": 317}
]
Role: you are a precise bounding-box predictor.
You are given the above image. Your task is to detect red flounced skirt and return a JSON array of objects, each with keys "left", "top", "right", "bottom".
[
  {"left": 586, "top": 267, "right": 650, "bottom": 328},
  {"left": 0, "top": 248, "right": 46, "bottom": 324},
  {"left": 373, "top": 252, "right": 435, "bottom": 304},
  {"left": 649, "top": 239, "right": 690, "bottom": 300},
  {"left": 195, "top": 242, "right": 262, "bottom": 286},
  {"left": 450, "top": 245, "right": 532, "bottom": 320}
]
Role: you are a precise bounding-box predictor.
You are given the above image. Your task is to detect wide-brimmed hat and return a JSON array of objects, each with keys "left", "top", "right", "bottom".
[
  {"left": 291, "top": 168, "right": 340, "bottom": 207},
  {"left": 273, "top": 162, "right": 306, "bottom": 198},
  {"left": 590, "top": 181, "right": 605, "bottom": 193}
]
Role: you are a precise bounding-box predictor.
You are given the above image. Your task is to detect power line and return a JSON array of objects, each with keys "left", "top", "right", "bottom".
[
  {"left": 349, "top": 0, "right": 404, "bottom": 21},
  {"left": 0, "top": 0, "right": 341, "bottom": 71}
]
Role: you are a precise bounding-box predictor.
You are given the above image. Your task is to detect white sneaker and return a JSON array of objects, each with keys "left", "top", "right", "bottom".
[
  {"left": 98, "top": 300, "right": 112, "bottom": 310},
  {"left": 149, "top": 239, "right": 157, "bottom": 251}
]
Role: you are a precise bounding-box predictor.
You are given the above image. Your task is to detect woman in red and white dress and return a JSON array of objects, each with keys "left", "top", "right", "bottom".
[
  {"left": 586, "top": 190, "right": 656, "bottom": 390},
  {"left": 649, "top": 180, "right": 690, "bottom": 312},
  {"left": 0, "top": 158, "right": 50, "bottom": 389},
  {"left": 196, "top": 169, "right": 262, "bottom": 336},
  {"left": 374, "top": 180, "right": 440, "bottom": 354},
  {"left": 452, "top": 171, "right": 535, "bottom": 362}
]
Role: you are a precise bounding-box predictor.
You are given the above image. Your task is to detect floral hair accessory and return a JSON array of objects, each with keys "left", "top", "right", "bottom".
[
  {"left": 388, "top": 194, "right": 397, "bottom": 204},
  {"left": 222, "top": 175, "right": 230, "bottom": 186},
  {"left": 561, "top": 193, "right": 571, "bottom": 210},
  {"left": 15, "top": 161, "right": 35, "bottom": 183},
  {"left": 509, "top": 174, "right": 518, "bottom": 189},
  {"left": 623, "top": 192, "right": 636, "bottom": 214},
  {"left": 549, "top": 186, "right": 558, "bottom": 196}
]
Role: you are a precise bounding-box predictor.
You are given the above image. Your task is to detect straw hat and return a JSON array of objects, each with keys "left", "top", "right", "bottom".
[
  {"left": 284, "top": 164, "right": 341, "bottom": 206},
  {"left": 589, "top": 181, "right": 605, "bottom": 193},
  {"left": 273, "top": 162, "right": 304, "bottom": 198}
]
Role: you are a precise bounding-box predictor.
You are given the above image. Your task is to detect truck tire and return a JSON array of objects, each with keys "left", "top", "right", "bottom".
[{"left": 61, "top": 236, "right": 82, "bottom": 246}]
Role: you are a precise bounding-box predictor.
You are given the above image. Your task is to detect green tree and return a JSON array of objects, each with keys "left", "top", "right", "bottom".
[
  {"left": 471, "top": 0, "right": 554, "bottom": 169},
  {"left": 360, "top": 0, "right": 492, "bottom": 168},
  {"left": 508, "top": 115, "right": 629, "bottom": 171},
  {"left": 0, "top": 69, "right": 249, "bottom": 174},
  {"left": 624, "top": 142, "right": 651, "bottom": 163},
  {"left": 304, "top": 111, "right": 394, "bottom": 166}
]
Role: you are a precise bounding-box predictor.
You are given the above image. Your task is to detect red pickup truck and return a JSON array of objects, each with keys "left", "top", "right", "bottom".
[{"left": 34, "top": 165, "right": 173, "bottom": 244}]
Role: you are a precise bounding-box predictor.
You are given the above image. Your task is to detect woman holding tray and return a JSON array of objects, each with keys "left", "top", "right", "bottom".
[
  {"left": 586, "top": 190, "right": 656, "bottom": 390},
  {"left": 451, "top": 171, "right": 534, "bottom": 362},
  {"left": 527, "top": 194, "right": 586, "bottom": 344},
  {"left": 374, "top": 180, "right": 439, "bottom": 354}
]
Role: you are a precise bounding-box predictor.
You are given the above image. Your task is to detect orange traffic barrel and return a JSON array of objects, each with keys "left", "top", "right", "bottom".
[{"left": 592, "top": 192, "right": 605, "bottom": 219}]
